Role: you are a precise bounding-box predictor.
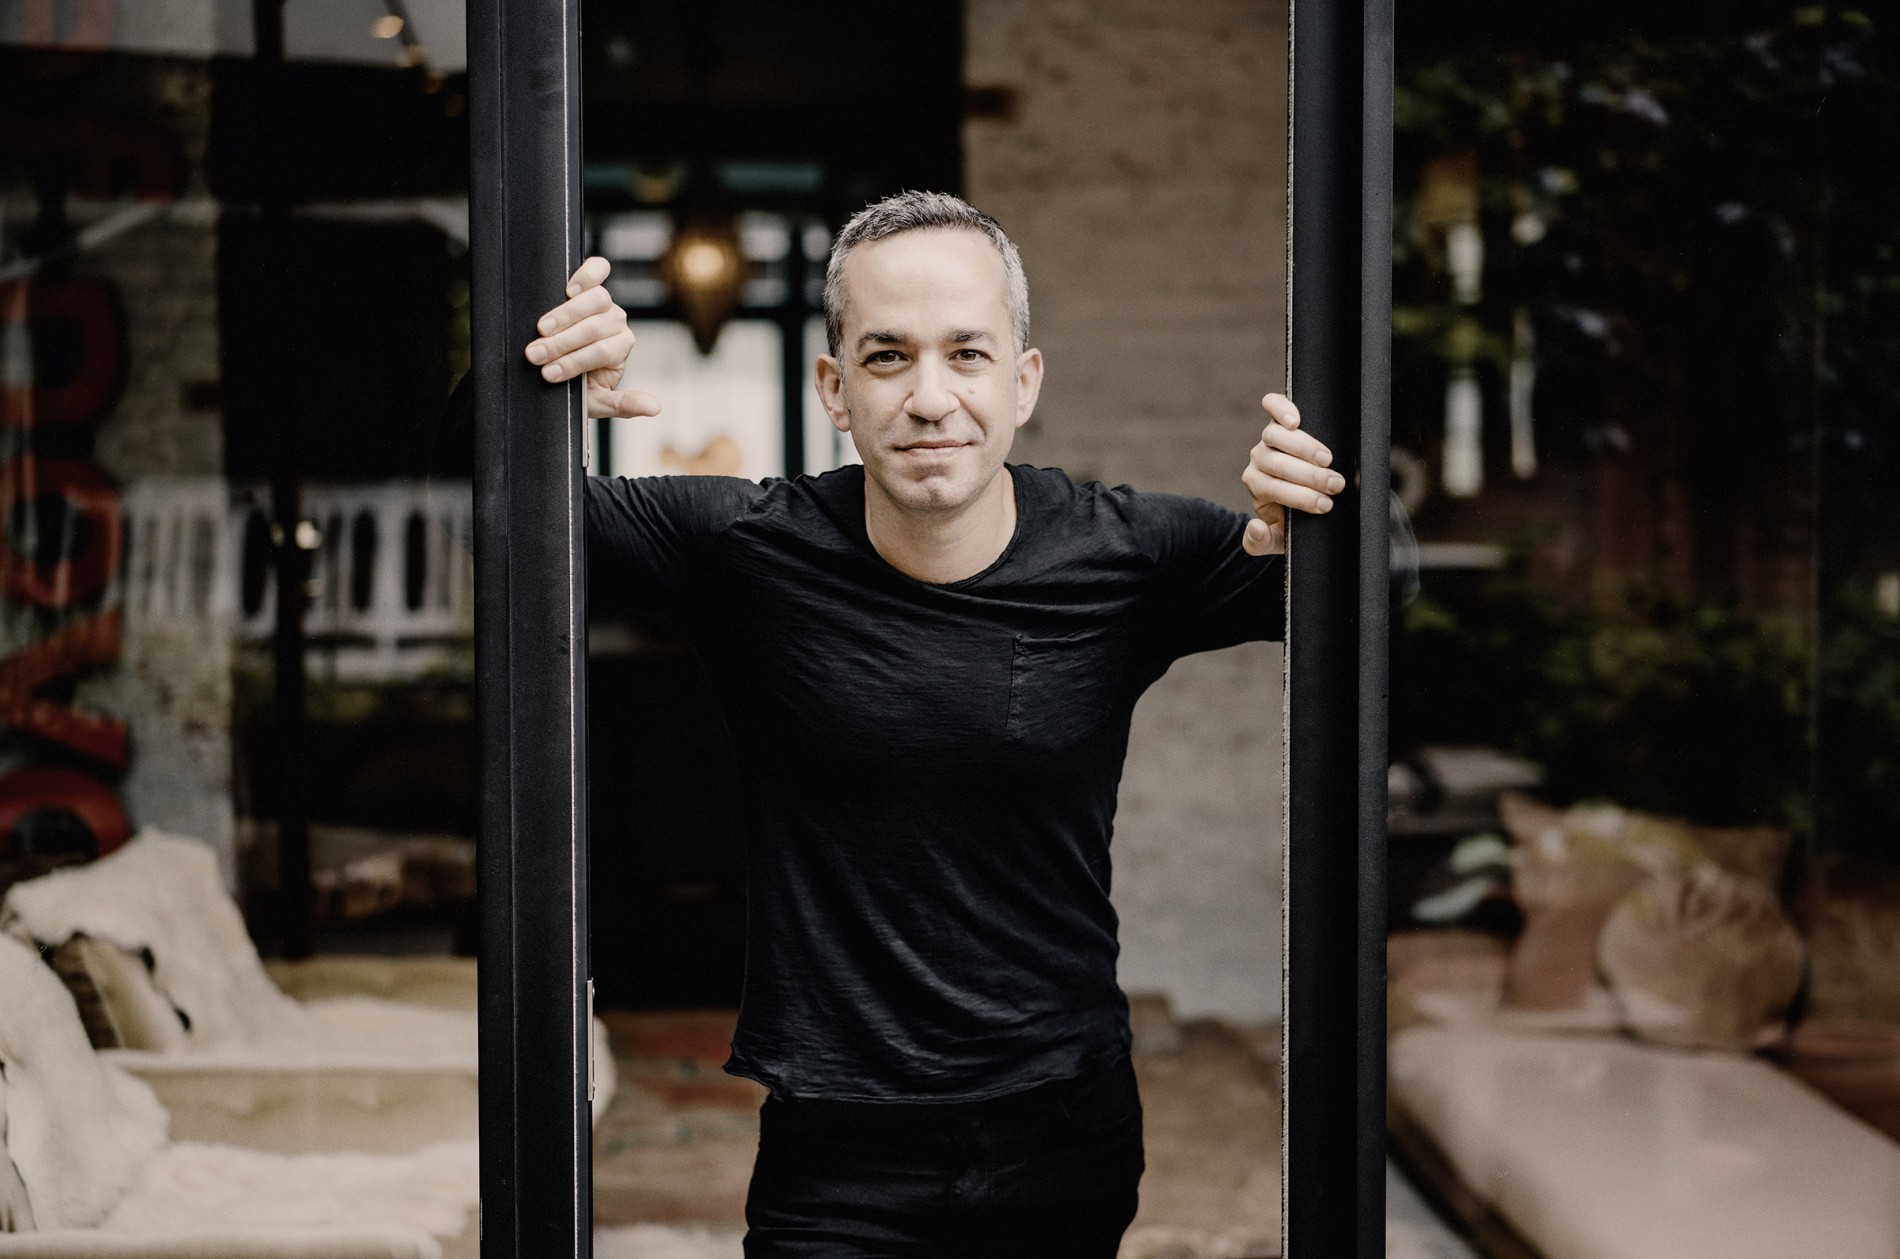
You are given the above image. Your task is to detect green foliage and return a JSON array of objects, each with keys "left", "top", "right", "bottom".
[
  {"left": 1530, "top": 594, "right": 1812, "bottom": 829},
  {"left": 1391, "top": 9, "right": 1900, "bottom": 472},
  {"left": 1391, "top": 8, "right": 1900, "bottom": 857},
  {"left": 1817, "top": 592, "right": 1900, "bottom": 856},
  {"left": 1400, "top": 566, "right": 1811, "bottom": 828},
  {"left": 1401, "top": 565, "right": 1900, "bottom": 852}
]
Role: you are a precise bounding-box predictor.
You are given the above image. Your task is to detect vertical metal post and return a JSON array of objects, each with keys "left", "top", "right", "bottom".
[
  {"left": 468, "top": 0, "right": 592, "bottom": 1251},
  {"left": 254, "top": 0, "right": 313, "bottom": 960},
  {"left": 1283, "top": 0, "right": 1392, "bottom": 1253}
]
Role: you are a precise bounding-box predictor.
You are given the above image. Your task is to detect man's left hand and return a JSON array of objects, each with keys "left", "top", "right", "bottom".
[
  {"left": 525, "top": 257, "right": 660, "bottom": 420},
  {"left": 1240, "top": 393, "right": 1342, "bottom": 556}
]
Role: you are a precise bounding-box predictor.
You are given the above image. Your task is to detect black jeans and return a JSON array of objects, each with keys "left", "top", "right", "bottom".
[{"left": 742, "top": 1051, "right": 1145, "bottom": 1258}]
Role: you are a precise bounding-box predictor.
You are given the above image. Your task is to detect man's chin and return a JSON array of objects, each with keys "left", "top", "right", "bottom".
[
  {"left": 898, "top": 481, "right": 971, "bottom": 512},
  {"left": 879, "top": 468, "right": 979, "bottom": 513}
]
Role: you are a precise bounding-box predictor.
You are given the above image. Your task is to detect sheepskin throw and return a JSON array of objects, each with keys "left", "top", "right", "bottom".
[
  {"left": 0, "top": 933, "right": 168, "bottom": 1229},
  {"left": 0, "top": 830, "right": 489, "bottom": 1068},
  {"left": 1, "top": 830, "right": 309, "bottom": 1054},
  {"left": 99, "top": 1139, "right": 476, "bottom": 1240}
]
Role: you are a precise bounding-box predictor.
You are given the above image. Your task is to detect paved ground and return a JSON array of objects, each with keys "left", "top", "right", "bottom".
[
  {"left": 591, "top": 1006, "right": 1471, "bottom": 1259},
  {"left": 592, "top": 1009, "right": 766, "bottom": 1230}
]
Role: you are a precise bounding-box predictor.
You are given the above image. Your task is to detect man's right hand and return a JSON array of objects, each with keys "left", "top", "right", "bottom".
[
  {"left": 1240, "top": 393, "right": 1339, "bottom": 556},
  {"left": 525, "top": 256, "right": 662, "bottom": 421}
]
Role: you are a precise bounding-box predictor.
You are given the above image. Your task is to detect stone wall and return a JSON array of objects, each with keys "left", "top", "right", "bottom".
[{"left": 964, "top": 0, "right": 1291, "bottom": 1022}]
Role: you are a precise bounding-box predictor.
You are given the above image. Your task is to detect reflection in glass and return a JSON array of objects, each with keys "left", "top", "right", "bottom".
[
  {"left": 0, "top": 2, "right": 489, "bottom": 1251},
  {"left": 1387, "top": 8, "right": 1900, "bottom": 1257}
]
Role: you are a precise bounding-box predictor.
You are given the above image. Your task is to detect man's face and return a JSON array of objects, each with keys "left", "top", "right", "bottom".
[{"left": 815, "top": 229, "right": 1042, "bottom": 518}]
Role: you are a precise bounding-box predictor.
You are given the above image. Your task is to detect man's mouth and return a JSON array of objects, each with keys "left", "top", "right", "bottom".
[{"left": 895, "top": 440, "right": 966, "bottom": 458}]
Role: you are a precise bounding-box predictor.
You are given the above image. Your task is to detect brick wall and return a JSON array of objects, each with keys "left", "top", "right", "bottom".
[{"left": 964, "top": 0, "right": 1291, "bottom": 1022}]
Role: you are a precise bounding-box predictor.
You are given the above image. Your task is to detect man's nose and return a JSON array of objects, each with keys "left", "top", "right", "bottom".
[{"left": 905, "top": 358, "right": 958, "bottom": 423}]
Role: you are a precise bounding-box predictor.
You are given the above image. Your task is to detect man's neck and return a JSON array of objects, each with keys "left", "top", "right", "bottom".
[{"left": 863, "top": 467, "right": 1018, "bottom": 585}]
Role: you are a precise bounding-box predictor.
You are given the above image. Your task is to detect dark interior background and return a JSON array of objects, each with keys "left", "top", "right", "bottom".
[{"left": 580, "top": 1, "right": 966, "bottom": 1008}]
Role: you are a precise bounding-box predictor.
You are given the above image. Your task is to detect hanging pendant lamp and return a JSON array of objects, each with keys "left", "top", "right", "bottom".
[{"left": 660, "top": 205, "right": 746, "bottom": 356}]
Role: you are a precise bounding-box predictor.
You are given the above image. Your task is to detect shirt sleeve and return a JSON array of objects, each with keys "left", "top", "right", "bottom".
[
  {"left": 584, "top": 474, "right": 764, "bottom": 628},
  {"left": 1119, "top": 488, "right": 1287, "bottom": 662}
]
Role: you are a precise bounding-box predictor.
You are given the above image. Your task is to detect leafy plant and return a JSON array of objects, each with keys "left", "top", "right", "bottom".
[
  {"left": 1399, "top": 568, "right": 1811, "bottom": 828},
  {"left": 1391, "top": 6, "right": 1900, "bottom": 859}
]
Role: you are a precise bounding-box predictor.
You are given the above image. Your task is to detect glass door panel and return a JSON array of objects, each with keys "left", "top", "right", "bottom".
[
  {"left": 1385, "top": 10, "right": 1900, "bottom": 1257},
  {"left": 0, "top": 1, "right": 478, "bottom": 1251}
]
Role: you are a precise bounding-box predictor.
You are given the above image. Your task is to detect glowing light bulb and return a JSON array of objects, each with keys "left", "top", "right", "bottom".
[{"left": 677, "top": 240, "right": 731, "bottom": 285}]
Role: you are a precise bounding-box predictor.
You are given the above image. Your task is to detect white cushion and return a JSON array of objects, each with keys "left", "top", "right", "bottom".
[
  {"left": 1391, "top": 1026, "right": 1900, "bottom": 1259},
  {"left": 47, "top": 936, "right": 188, "bottom": 1053},
  {"left": 0, "top": 934, "right": 168, "bottom": 1230}
]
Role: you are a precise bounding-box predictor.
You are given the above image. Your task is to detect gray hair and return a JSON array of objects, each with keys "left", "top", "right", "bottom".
[{"left": 822, "top": 190, "right": 1031, "bottom": 357}]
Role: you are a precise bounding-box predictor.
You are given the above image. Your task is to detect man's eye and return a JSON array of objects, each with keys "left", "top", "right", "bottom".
[
  {"left": 864, "top": 350, "right": 902, "bottom": 365},
  {"left": 954, "top": 349, "right": 987, "bottom": 362}
]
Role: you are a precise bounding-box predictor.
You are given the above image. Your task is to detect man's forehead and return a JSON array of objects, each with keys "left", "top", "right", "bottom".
[
  {"left": 844, "top": 230, "right": 1005, "bottom": 295},
  {"left": 839, "top": 229, "right": 1010, "bottom": 335}
]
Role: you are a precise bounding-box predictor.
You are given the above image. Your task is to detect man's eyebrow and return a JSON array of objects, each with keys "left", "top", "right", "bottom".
[{"left": 852, "top": 328, "right": 999, "bottom": 352}]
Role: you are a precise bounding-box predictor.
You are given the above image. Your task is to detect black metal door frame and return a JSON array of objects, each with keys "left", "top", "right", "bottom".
[
  {"left": 468, "top": 0, "right": 593, "bottom": 1254},
  {"left": 1284, "top": 0, "right": 1393, "bottom": 1254},
  {"left": 466, "top": 0, "right": 1394, "bottom": 1252}
]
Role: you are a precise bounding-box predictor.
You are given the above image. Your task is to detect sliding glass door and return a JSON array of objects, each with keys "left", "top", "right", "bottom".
[{"left": 468, "top": 3, "right": 1395, "bottom": 1256}]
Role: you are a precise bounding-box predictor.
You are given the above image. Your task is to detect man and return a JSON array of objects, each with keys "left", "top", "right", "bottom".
[{"left": 525, "top": 192, "right": 1339, "bottom": 1257}]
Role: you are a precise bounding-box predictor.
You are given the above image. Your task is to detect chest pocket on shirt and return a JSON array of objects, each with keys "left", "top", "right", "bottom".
[{"left": 1005, "top": 626, "right": 1132, "bottom": 753}]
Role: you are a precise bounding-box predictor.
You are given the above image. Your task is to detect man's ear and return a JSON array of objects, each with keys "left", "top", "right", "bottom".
[
  {"left": 1014, "top": 347, "right": 1044, "bottom": 429},
  {"left": 815, "top": 355, "right": 850, "bottom": 433}
]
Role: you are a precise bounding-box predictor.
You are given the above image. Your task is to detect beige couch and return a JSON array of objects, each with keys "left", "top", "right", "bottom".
[
  {"left": 1390, "top": 1025, "right": 1900, "bottom": 1259},
  {"left": 0, "top": 931, "right": 474, "bottom": 1259},
  {"left": 119, "top": 953, "right": 488, "bottom": 1156}
]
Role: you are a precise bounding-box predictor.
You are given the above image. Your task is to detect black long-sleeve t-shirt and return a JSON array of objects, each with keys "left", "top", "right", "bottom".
[{"left": 585, "top": 462, "right": 1285, "bottom": 1102}]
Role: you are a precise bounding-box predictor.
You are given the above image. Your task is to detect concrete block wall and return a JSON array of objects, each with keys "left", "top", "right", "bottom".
[
  {"left": 964, "top": 0, "right": 1291, "bottom": 1022},
  {"left": 84, "top": 209, "right": 239, "bottom": 885},
  {"left": 90, "top": 60, "right": 238, "bottom": 882}
]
